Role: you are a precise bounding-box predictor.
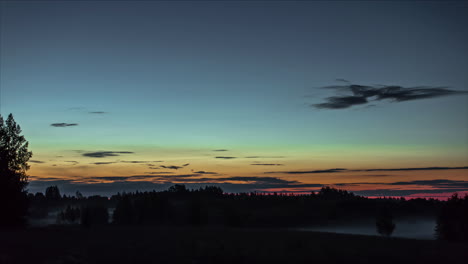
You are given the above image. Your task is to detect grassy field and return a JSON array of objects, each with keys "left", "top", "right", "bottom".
[{"left": 1, "top": 226, "right": 467, "bottom": 264}]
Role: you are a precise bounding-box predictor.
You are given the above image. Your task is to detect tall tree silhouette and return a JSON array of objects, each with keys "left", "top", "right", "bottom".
[
  {"left": 45, "top": 185, "right": 61, "bottom": 200},
  {"left": 0, "top": 114, "right": 33, "bottom": 226}
]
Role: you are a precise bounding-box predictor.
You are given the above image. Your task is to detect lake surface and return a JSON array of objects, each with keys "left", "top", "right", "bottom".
[{"left": 298, "top": 219, "right": 437, "bottom": 240}]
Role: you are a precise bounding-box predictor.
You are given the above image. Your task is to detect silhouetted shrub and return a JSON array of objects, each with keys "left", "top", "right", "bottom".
[{"left": 376, "top": 207, "right": 396, "bottom": 237}]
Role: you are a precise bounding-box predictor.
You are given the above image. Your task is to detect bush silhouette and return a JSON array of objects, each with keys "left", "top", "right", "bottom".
[
  {"left": 0, "top": 114, "right": 32, "bottom": 227},
  {"left": 376, "top": 207, "right": 396, "bottom": 237}
]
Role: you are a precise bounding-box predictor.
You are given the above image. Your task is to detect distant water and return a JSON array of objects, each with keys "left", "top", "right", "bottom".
[{"left": 298, "top": 219, "right": 436, "bottom": 240}]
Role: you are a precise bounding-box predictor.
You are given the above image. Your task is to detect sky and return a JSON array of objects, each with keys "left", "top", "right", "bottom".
[{"left": 1, "top": 1, "right": 467, "bottom": 198}]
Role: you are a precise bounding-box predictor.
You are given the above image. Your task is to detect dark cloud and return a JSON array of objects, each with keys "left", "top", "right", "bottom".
[
  {"left": 29, "top": 160, "right": 45, "bottom": 164},
  {"left": 160, "top": 165, "right": 183, "bottom": 170},
  {"left": 331, "top": 179, "right": 468, "bottom": 195},
  {"left": 145, "top": 172, "right": 175, "bottom": 174},
  {"left": 213, "top": 149, "right": 228, "bottom": 152},
  {"left": 361, "top": 166, "right": 468, "bottom": 172},
  {"left": 314, "top": 96, "right": 368, "bottom": 109},
  {"left": 82, "top": 151, "right": 134, "bottom": 158},
  {"left": 65, "top": 161, "right": 79, "bottom": 165},
  {"left": 28, "top": 174, "right": 325, "bottom": 196},
  {"left": 215, "top": 156, "right": 237, "bottom": 159},
  {"left": 29, "top": 176, "right": 63, "bottom": 181},
  {"left": 121, "top": 161, "right": 152, "bottom": 164},
  {"left": 89, "top": 111, "right": 107, "bottom": 114},
  {"left": 312, "top": 82, "right": 468, "bottom": 109},
  {"left": 146, "top": 161, "right": 164, "bottom": 167},
  {"left": 267, "top": 166, "right": 468, "bottom": 174},
  {"left": 165, "top": 174, "right": 202, "bottom": 178},
  {"left": 27, "top": 175, "right": 468, "bottom": 198},
  {"left": 51, "top": 123, "right": 78, "bottom": 127},
  {"left": 91, "top": 176, "right": 132, "bottom": 181},
  {"left": 266, "top": 168, "right": 347, "bottom": 174},
  {"left": 389, "top": 179, "right": 468, "bottom": 188},
  {"left": 251, "top": 164, "right": 283, "bottom": 166},
  {"left": 182, "top": 163, "right": 190, "bottom": 167},
  {"left": 92, "top": 162, "right": 116, "bottom": 165},
  {"left": 193, "top": 171, "right": 218, "bottom": 175}
]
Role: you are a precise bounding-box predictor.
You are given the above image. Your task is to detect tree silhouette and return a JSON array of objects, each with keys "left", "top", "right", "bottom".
[
  {"left": 45, "top": 185, "right": 61, "bottom": 200},
  {"left": 0, "top": 114, "right": 33, "bottom": 227},
  {"left": 376, "top": 207, "right": 396, "bottom": 237}
]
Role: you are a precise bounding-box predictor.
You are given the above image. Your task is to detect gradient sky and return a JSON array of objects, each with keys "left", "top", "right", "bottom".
[{"left": 1, "top": 1, "right": 467, "bottom": 197}]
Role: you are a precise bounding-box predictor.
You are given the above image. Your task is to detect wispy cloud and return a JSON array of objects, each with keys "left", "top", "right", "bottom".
[
  {"left": 82, "top": 151, "right": 134, "bottom": 158},
  {"left": 212, "top": 149, "right": 229, "bottom": 152},
  {"left": 92, "top": 162, "right": 116, "bottom": 165},
  {"left": 389, "top": 179, "right": 468, "bottom": 188},
  {"left": 312, "top": 81, "right": 468, "bottom": 109},
  {"left": 145, "top": 172, "right": 175, "bottom": 174},
  {"left": 193, "top": 171, "right": 218, "bottom": 175},
  {"left": 51, "top": 123, "right": 78, "bottom": 127},
  {"left": 28, "top": 175, "right": 468, "bottom": 197},
  {"left": 267, "top": 166, "right": 468, "bottom": 174},
  {"left": 266, "top": 168, "right": 347, "bottom": 174},
  {"left": 361, "top": 166, "right": 468, "bottom": 172},
  {"left": 29, "top": 160, "right": 46, "bottom": 164},
  {"left": 121, "top": 161, "right": 153, "bottom": 164},
  {"left": 215, "top": 156, "right": 237, "bottom": 159},
  {"left": 160, "top": 165, "right": 183, "bottom": 170},
  {"left": 89, "top": 111, "right": 107, "bottom": 114}
]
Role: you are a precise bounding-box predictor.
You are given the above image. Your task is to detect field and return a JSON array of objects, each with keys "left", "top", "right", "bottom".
[{"left": 1, "top": 226, "right": 467, "bottom": 264}]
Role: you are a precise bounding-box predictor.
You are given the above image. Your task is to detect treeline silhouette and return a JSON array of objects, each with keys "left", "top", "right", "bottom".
[
  {"left": 27, "top": 184, "right": 468, "bottom": 242},
  {"left": 435, "top": 193, "right": 468, "bottom": 242},
  {"left": 107, "top": 185, "right": 443, "bottom": 229},
  {"left": 29, "top": 186, "right": 441, "bottom": 224}
]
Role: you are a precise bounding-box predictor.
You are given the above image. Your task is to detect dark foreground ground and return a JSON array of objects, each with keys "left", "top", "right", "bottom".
[{"left": 1, "top": 226, "right": 467, "bottom": 264}]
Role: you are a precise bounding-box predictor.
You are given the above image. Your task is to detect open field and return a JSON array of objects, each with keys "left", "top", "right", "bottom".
[{"left": 1, "top": 226, "right": 467, "bottom": 264}]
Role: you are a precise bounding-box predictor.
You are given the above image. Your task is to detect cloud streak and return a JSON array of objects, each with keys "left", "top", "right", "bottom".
[
  {"left": 266, "top": 168, "right": 347, "bottom": 174},
  {"left": 193, "top": 171, "right": 218, "bottom": 175},
  {"left": 312, "top": 81, "right": 468, "bottom": 109},
  {"left": 29, "top": 160, "right": 45, "bottom": 164},
  {"left": 50, "top": 123, "right": 78, "bottom": 127},
  {"left": 82, "top": 151, "right": 134, "bottom": 158},
  {"left": 160, "top": 165, "right": 183, "bottom": 170},
  {"left": 28, "top": 176, "right": 468, "bottom": 197},
  {"left": 267, "top": 166, "right": 468, "bottom": 174}
]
